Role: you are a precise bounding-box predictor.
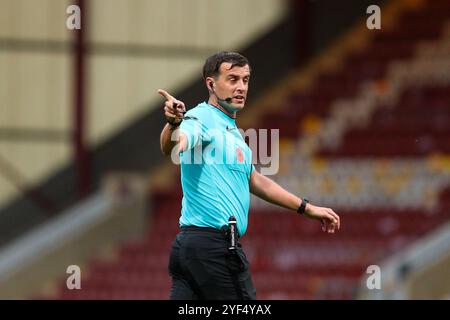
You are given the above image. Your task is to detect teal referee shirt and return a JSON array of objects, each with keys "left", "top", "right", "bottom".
[{"left": 178, "top": 102, "right": 255, "bottom": 237}]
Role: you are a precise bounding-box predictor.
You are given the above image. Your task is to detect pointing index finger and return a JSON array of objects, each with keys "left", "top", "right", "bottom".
[{"left": 157, "top": 89, "right": 174, "bottom": 101}]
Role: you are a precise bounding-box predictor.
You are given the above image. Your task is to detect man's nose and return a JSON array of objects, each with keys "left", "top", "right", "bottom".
[{"left": 236, "top": 81, "right": 246, "bottom": 92}]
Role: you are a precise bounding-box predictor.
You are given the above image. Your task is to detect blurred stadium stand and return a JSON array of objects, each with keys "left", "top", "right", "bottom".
[
  {"left": 1, "top": 0, "right": 449, "bottom": 299},
  {"left": 0, "top": 0, "right": 294, "bottom": 247}
]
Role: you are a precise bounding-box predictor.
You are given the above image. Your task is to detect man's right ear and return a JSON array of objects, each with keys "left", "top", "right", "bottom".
[{"left": 206, "top": 78, "right": 214, "bottom": 91}]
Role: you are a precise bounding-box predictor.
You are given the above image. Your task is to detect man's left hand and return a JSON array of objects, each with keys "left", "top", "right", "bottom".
[{"left": 304, "top": 204, "right": 340, "bottom": 233}]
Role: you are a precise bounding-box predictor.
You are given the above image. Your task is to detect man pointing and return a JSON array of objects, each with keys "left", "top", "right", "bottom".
[{"left": 159, "top": 51, "right": 340, "bottom": 300}]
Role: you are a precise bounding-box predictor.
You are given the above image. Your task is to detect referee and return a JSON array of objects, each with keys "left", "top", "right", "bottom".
[{"left": 158, "top": 52, "right": 340, "bottom": 300}]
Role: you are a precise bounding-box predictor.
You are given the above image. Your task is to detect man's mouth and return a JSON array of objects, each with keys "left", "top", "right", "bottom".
[{"left": 233, "top": 95, "right": 245, "bottom": 103}]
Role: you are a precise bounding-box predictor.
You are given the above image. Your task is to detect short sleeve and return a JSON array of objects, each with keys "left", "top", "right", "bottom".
[{"left": 180, "top": 115, "right": 211, "bottom": 151}]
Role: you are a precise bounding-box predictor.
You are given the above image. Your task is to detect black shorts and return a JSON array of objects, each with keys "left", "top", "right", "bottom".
[{"left": 168, "top": 226, "right": 257, "bottom": 300}]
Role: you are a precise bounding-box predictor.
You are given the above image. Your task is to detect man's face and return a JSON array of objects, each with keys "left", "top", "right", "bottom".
[{"left": 210, "top": 62, "right": 250, "bottom": 111}]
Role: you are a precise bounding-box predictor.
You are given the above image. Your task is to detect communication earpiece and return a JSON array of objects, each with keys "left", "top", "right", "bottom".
[{"left": 209, "top": 80, "right": 233, "bottom": 105}]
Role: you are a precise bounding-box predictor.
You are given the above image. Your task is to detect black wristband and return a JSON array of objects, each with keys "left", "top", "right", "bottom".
[
  {"left": 297, "top": 198, "right": 310, "bottom": 214},
  {"left": 167, "top": 119, "right": 182, "bottom": 128}
]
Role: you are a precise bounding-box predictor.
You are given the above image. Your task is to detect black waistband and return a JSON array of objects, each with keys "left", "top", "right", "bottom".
[
  {"left": 181, "top": 225, "right": 226, "bottom": 234},
  {"left": 180, "top": 225, "right": 239, "bottom": 238}
]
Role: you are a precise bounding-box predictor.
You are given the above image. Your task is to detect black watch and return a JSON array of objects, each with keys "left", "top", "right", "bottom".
[{"left": 297, "top": 198, "right": 310, "bottom": 214}]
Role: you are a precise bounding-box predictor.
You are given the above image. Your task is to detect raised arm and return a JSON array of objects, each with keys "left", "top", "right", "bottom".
[
  {"left": 250, "top": 170, "right": 340, "bottom": 233},
  {"left": 160, "top": 123, "right": 188, "bottom": 156}
]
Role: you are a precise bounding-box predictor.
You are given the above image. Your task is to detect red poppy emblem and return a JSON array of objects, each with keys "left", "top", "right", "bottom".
[{"left": 236, "top": 147, "right": 244, "bottom": 163}]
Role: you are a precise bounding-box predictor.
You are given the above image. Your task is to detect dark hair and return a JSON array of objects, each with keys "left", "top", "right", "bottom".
[{"left": 202, "top": 51, "right": 250, "bottom": 80}]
